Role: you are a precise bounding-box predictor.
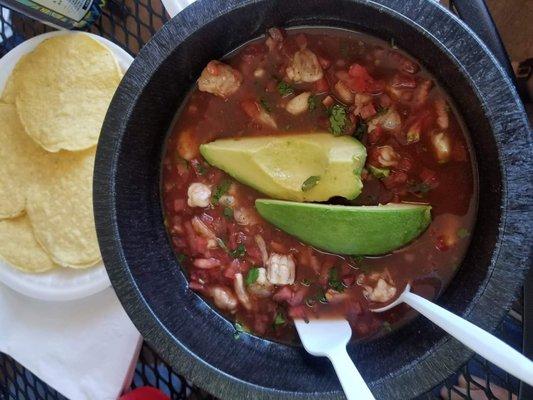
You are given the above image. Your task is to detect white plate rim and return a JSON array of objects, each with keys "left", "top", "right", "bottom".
[{"left": 0, "top": 31, "right": 133, "bottom": 302}]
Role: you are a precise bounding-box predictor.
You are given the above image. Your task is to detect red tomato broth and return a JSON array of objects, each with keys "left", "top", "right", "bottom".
[{"left": 161, "top": 27, "right": 477, "bottom": 343}]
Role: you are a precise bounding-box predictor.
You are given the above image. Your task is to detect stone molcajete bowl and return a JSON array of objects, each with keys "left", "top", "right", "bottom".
[{"left": 94, "top": 1, "right": 532, "bottom": 399}]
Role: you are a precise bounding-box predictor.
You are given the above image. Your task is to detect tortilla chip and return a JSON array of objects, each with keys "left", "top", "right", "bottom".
[
  {"left": 26, "top": 148, "right": 102, "bottom": 268},
  {"left": 0, "top": 215, "right": 58, "bottom": 273},
  {"left": 1, "top": 71, "right": 16, "bottom": 103},
  {"left": 0, "top": 104, "right": 48, "bottom": 219},
  {"left": 11, "top": 34, "right": 122, "bottom": 152}
]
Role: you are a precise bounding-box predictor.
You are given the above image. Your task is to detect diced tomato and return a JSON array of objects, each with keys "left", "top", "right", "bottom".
[
  {"left": 348, "top": 64, "right": 373, "bottom": 92},
  {"left": 388, "top": 51, "right": 420, "bottom": 74},
  {"left": 289, "top": 288, "right": 308, "bottom": 306},
  {"left": 242, "top": 43, "right": 265, "bottom": 59},
  {"left": 253, "top": 314, "right": 270, "bottom": 335},
  {"left": 413, "top": 80, "right": 433, "bottom": 106},
  {"left": 347, "top": 64, "right": 383, "bottom": 94},
  {"left": 206, "top": 61, "right": 219, "bottom": 75},
  {"left": 420, "top": 167, "right": 439, "bottom": 189},
  {"left": 342, "top": 274, "right": 356, "bottom": 287},
  {"left": 245, "top": 244, "right": 263, "bottom": 265},
  {"left": 348, "top": 63, "right": 368, "bottom": 79},
  {"left": 223, "top": 262, "right": 239, "bottom": 279},
  {"left": 322, "top": 95, "right": 334, "bottom": 108},
  {"left": 318, "top": 56, "right": 331, "bottom": 69},
  {"left": 379, "top": 94, "right": 392, "bottom": 108},
  {"left": 241, "top": 99, "right": 261, "bottom": 120},
  {"left": 227, "top": 223, "right": 240, "bottom": 248},
  {"left": 173, "top": 199, "right": 186, "bottom": 212},
  {"left": 383, "top": 171, "right": 408, "bottom": 190},
  {"left": 288, "top": 305, "right": 307, "bottom": 319},
  {"left": 176, "top": 160, "right": 189, "bottom": 177},
  {"left": 360, "top": 103, "right": 377, "bottom": 119},
  {"left": 183, "top": 221, "right": 207, "bottom": 255},
  {"left": 270, "top": 241, "right": 287, "bottom": 253},
  {"left": 273, "top": 286, "right": 293, "bottom": 302},
  {"left": 397, "top": 157, "right": 413, "bottom": 172},
  {"left": 314, "top": 77, "right": 330, "bottom": 93},
  {"left": 367, "top": 125, "right": 384, "bottom": 145},
  {"left": 120, "top": 387, "right": 170, "bottom": 400},
  {"left": 391, "top": 73, "right": 417, "bottom": 88}
]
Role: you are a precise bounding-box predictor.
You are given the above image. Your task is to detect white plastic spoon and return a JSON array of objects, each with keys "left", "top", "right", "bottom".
[
  {"left": 294, "top": 319, "right": 376, "bottom": 400},
  {"left": 372, "top": 284, "right": 533, "bottom": 385}
]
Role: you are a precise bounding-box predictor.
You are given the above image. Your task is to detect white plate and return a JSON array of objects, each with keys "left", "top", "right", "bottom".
[{"left": 0, "top": 31, "right": 134, "bottom": 301}]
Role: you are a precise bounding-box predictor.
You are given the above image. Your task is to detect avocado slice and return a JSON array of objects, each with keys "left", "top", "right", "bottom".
[
  {"left": 255, "top": 200, "right": 432, "bottom": 255},
  {"left": 200, "top": 133, "right": 366, "bottom": 202}
]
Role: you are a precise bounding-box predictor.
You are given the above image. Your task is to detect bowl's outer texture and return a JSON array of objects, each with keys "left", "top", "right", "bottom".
[{"left": 94, "top": 0, "right": 532, "bottom": 399}]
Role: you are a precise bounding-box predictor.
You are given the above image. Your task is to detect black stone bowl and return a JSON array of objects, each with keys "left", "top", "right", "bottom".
[{"left": 94, "top": 1, "right": 532, "bottom": 399}]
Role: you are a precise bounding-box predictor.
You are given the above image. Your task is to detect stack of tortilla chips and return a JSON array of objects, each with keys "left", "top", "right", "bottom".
[{"left": 0, "top": 34, "right": 122, "bottom": 273}]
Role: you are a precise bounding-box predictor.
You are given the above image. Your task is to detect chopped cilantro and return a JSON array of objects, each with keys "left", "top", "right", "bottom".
[
  {"left": 230, "top": 243, "right": 246, "bottom": 259},
  {"left": 308, "top": 95, "right": 317, "bottom": 111},
  {"left": 350, "top": 255, "right": 364, "bottom": 263},
  {"left": 329, "top": 104, "right": 347, "bottom": 136},
  {"left": 368, "top": 165, "right": 390, "bottom": 179},
  {"left": 274, "top": 312, "right": 286, "bottom": 326},
  {"left": 234, "top": 322, "right": 246, "bottom": 339},
  {"left": 259, "top": 97, "right": 272, "bottom": 113},
  {"left": 408, "top": 181, "right": 432, "bottom": 197},
  {"left": 277, "top": 81, "right": 294, "bottom": 97},
  {"left": 375, "top": 105, "right": 389, "bottom": 116},
  {"left": 245, "top": 267, "right": 260, "bottom": 285},
  {"left": 382, "top": 321, "right": 393, "bottom": 332},
  {"left": 301, "top": 175, "right": 320, "bottom": 192},
  {"left": 300, "top": 278, "right": 312, "bottom": 287},
  {"left": 457, "top": 228, "right": 470, "bottom": 239},
  {"left": 354, "top": 119, "right": 368, "bottom": 139},
  {"left": 328, "top": 267, "right": 345, "bottom": 293},
  {"left": 192, "top": 161, "right": 207, "bottom": 175},
  {"left": 223, "top": 206, "right": 234, "bottom": 220},
  {"left": 317, "top": 289, "right": 328, "bottom": 304},
  {"left": 211, "top": 180, "right": 231, "bottom": 205},
  {"left": 176, "top": 254, "right": 187, "bottom": 263}
]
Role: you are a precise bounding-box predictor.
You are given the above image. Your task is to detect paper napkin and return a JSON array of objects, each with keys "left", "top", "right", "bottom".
[{"left": 0, "top": 284, "right": 142, "bottom": 400}]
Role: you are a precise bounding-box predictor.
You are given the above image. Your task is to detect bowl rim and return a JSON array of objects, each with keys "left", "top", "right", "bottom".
[{"left": 94, "top": 0, "right": 532, "bottom": 399}]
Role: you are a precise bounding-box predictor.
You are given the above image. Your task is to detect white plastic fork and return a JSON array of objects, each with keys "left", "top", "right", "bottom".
[
  {"left": 294, "top": 319, "right": 375, "bottom": 400},
  {"left": 372, "top": 284, "right": 533, "bottom": 385}
]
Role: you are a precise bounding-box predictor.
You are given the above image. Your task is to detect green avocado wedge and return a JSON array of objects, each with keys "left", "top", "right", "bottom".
[
  {"left": 255, "top": 200, "right": 432, "bottom": 255},
  {"left": 200, "top": 133, "right": 366, "bottom": 202}
]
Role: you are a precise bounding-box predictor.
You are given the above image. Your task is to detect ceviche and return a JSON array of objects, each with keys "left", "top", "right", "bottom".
[{"left": 161, "top": 27, "right": 477, "bottom": 342}]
